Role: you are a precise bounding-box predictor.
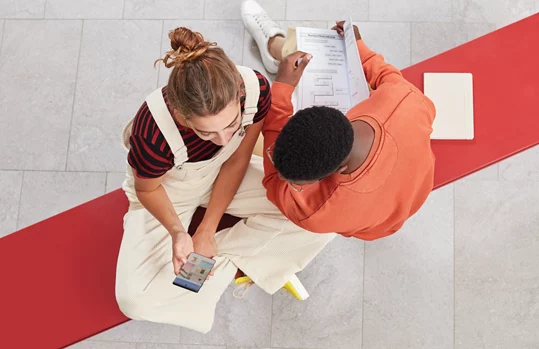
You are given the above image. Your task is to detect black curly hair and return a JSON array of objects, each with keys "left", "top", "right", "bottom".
[{"left": 273, "top": 106, "right": 354, "bottom": 182}]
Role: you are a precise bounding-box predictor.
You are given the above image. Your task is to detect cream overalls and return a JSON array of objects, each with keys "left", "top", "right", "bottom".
[{"left": 116, "top": 66, "right": 336, "bottom": 333}]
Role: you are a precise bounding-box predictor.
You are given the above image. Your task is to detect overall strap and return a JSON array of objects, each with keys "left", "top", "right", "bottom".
[
  {"left": 236, "top": 66, "right": 260, "bottom": 127},
  {"left": 145, "top": 88, "right": 189, "bottom": 166}
]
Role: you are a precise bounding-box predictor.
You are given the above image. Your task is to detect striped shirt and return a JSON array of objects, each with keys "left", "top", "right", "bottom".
[{"left": 128, "top": 71, "right": 271, "bottom": 179}]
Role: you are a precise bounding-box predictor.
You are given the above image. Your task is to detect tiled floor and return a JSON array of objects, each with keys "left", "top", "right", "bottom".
[{"left": 0, "top": 0, "right": 538, "bottom": 348}]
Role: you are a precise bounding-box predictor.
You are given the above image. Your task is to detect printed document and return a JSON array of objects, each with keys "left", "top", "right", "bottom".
[{"left": 295, "top": 18, "right": 370, "bottom": 114}]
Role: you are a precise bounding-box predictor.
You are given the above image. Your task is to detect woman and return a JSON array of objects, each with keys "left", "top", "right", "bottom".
[{"left": 116, "top": 27, "right": 334, "bottom": 333}]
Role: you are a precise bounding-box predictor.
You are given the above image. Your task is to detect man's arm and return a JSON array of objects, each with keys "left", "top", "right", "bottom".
[
  {"left": 333, "top": 21, "right": 435, "bottom": 114},
  {"left": 357, "top": 40, "right": 408, "bottom": 89},
  {"left": 357, "top": 39, "right": 435, "bottom": 114}
]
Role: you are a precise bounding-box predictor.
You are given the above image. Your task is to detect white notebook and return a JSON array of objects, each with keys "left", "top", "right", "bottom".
[{"left": 424, "top": 73, "right": 474, "bottom": 140}]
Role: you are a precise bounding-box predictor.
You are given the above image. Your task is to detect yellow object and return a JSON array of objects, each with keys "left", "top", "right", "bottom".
[
  {"left": 234, "top": 274, "right": 309, "bottom": 300},
  {"left": 234, "top": 276, "right": 252, "bottom": 285}
]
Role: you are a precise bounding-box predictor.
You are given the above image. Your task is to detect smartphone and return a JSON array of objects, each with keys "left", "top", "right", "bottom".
[{"left": 172, "top": 252, "right": 216, "bottom": 293}]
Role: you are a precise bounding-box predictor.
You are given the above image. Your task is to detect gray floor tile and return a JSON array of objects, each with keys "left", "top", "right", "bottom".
[
  {"left": 106, "top": 172, "right": 126, "bottom": 193},
  {"left": 369, "top": 0, "right": 451, "bottom": 22},
  {"left": 205, "top": 0, "right": 286, "bottom": 20},
  {"left": 271, "top": 235, "right": 364, "bottom": 349},
  {"left": 68, "top": 341, "right": 136, "bottom": 349},
  {"left": 461, "top": 163, "right": 499, "bottom": 181},
  {"left": 0, "top": 171, "right": 23, "bottom": 237},
  {"left": 363, "top": 185, "right": 454, "bottom": 349},
  {"left": 17, "top": 171, "right": 106, "bottom": 229},
  {"left": 0, "top": 0, "right": 46, "bottom": 18},
  {"left": 411, "top": 22, "right": 495, "bottom": 64},
  {"left": 90, "top": 320, "right": 180, "bottom": 344},
  {"left": 354, "top": 22, "right": 411, "bottom": 70},
  {"left": 455, "top": 181, "right": 539, "bottom": 349},
  {"left": 158, "top": 20, "right": 245, "bottom": 86},
  {"left": 123, "top": 0, "right": 204, "bottom": 20},
  {"left": 44, "top": 0, "right": 124, "bottom": 19},
  {"left": 286, "top": 0, "right": 368, "bottom": 21},
  {"left": 452, "top": 0, "right": 536, "bottom": 27},
  {"left": 0, "top": 20, "right": 82, "bottom": 170},
  {"left": 181, "top": 283, "right": 272, "bottom": 347},
  {"left": 67, "top": 20, "right": 161, "bottom": 172},
  {"left": 137, "top": 345, "right": 225, "bottom": 349},
  {"left": 499, "top": 146, "right": 539, "bottom": 181}
]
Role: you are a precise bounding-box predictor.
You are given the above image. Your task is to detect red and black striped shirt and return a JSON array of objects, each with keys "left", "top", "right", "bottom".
[{"left": 128, "top": 71, "right": 271, "bottom": 179}]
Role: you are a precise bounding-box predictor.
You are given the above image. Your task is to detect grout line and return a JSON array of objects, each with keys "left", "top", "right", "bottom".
[
  {"left": 42, "top": 0, "right": 47, "bottom": 18},
  {"left": 121, "top": 0, "right": 127, "bottom": 19},
  {"left": 14, "top": 171, "right": 26, "bottom": 231},
  {"left": 366, "top": 0, "right": 370, "bottom": 21},
  {"left": 361, "top": 241, "right": 366, "bottom": 349},
  {"left": 202, "top": 0, "right": 207, "bottom": 20},
  {"left": 452, "top": 183, "right": 456, "bottom": 349},
  {"left": 64, "top": 19, "right": 85, "bottom": 171},
  {"left": 0, "top": 20, "right": 7, "bottom": 60},
  {"left": 241, "top": 27, "right": 247, "bottom": 64},
  {"left": 103, "top": 172, "right": 109, "bottom": 194},
  {"left": 269, "top": 292, "right": 274, "bottom": 348},
  {"left": 409, "top": 22, "right": 413, "bottom": 65},
  {"left": 156, "top": 19, "right": 165, "bottom": 88}
]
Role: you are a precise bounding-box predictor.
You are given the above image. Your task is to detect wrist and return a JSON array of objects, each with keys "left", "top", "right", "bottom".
[
  {"left": 169, "top": 226, "right": 187, "bottom": 238},
  {"left": 196, "top": 221, "right": 217, "bottom": 236},
  {"left": 199, "top": 211, "right": 220, "bottom": 232}
]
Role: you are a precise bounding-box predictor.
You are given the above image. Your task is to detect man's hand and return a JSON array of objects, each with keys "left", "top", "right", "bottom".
[
  {"left": 275, "top": 51, "right": 312, "bottom": 87},
  {"left": 332, "top": 21, "right": 361, "bottom": 40},
  {"left": 170, "top": 230, "right": 194, "bottom": 275}
]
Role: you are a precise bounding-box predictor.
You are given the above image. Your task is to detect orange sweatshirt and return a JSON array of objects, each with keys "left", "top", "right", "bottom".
[{"left": 262, "top": 40, "right": 436, "bottom": 241}]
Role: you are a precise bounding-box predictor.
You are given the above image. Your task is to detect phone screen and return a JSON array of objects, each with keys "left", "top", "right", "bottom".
[{"left": 172, "top": 253, "right": 216, "bottom": 293}]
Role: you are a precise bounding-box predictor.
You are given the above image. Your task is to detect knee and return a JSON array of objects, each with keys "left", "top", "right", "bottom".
[{"left": 115, "top": 283, "right": 146, "bottom": 320}]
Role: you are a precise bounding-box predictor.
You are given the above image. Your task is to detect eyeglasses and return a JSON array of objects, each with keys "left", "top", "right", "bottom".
[{"left": 266, "top": 142, "right": 311, "bottom": 193}]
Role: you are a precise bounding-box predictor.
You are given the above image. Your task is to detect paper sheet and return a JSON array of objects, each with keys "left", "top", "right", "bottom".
[
  {"left": 295, "top": 18, "right": 369, "bottom": 114},
  {"left": 343, "top": 19, "right": 370, "bottom": 105},
  {"left": 296, "top": 27, "right": 352, "bottom": 113}
]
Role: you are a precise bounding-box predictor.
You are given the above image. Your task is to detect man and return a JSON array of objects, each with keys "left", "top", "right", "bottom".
[{"left": 242, "top": 0, "right": 436, "bottom": 240}]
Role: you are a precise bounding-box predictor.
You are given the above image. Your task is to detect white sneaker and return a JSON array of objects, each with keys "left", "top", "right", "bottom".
[{"left": 241, "top": 0, "right": 286, "bottom": 74}]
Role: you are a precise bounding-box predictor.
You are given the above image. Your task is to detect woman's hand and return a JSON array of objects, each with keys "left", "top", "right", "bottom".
[
  {"left": 170, "top": 230, "right": 194, "bottom": 275},
  {"left": 332, "top": 21, "right": 361, "bottom": 40}
]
